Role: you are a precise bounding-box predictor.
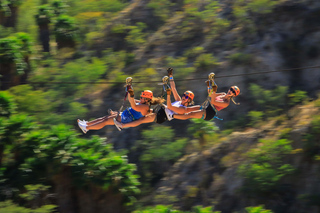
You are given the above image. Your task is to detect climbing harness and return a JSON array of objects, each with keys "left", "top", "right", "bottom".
[{"left": 200, "top": 73, "right": 223, "bottom": 121}]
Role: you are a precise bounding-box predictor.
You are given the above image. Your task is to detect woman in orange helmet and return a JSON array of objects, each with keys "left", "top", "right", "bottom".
[
  {"left": 173, "top": 83, "right": 240, "bottom": 121},
  {"left": 77, "top": 89, "right": 164, "bottom": 133},
  {"left": 113, "top": 68, "right": 201, "bottom": 130}
]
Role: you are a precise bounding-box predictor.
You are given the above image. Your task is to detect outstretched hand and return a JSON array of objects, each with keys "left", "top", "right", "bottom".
[
  {"left": 128, "top": 89, "right": 134, "bottom": 97},
  {"left": 167, "top": 67, "right": 173, "bottom": 76},
  {"left": 212, "top": 84, "right": 218, "bottom": 92}
]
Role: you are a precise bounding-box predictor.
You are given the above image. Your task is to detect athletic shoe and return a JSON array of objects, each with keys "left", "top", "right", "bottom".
[
  {"left": 113, "top": 118, "right": 123, "bottom": 131},
  {"left": 77, "top": 119, "right": 88, "bottom": 126},
  {"left": 77, "top": 120, "right": 87, "bottom": 134}
]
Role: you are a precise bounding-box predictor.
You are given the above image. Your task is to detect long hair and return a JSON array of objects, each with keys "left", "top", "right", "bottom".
[
  {"left": 150, "top": 97, "right": 165, "bottom": 105},
  {"left": 145, "top": 97, "right": 165, "bottom": 113}
]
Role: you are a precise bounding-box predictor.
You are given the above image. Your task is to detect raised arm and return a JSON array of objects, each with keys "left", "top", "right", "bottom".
[
  {"left": 166, "top": 88, "right": 187, "bottom": 114},
  {"left": 128, "top": 89, "right": 149, "bottom": 113},
  {"left": 167, "top": 68, "right": 181, "bottom": 102}
]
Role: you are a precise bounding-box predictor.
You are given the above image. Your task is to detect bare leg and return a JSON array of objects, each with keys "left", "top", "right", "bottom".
[
  {"left": 121, "top": 114, "right": 156, "bottom": 128},
  {"left": 86, "top": 111, "right": 118, "bottom": 126},
  {"left": 173, "top": 110, "right": 204, "bottom": 120},
  {"left": 87, "top": 114, "right": 118, "bottom": 130}
]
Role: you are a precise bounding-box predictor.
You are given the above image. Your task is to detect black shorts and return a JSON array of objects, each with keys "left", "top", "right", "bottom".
[
  {"left": 204, "top": 104, "right": 216, "bottom": 121},
  {"left": 155, "top": 106, "right": 168, "bottom": 124}
]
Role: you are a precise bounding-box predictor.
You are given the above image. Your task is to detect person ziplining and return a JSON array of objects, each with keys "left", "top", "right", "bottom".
[
  {"left": 77, "top": 78, "right": 164, "bottom": 134},
  {"left": 77, "top": 68, "right": 240, "bottom": 133},
  {"left": 113, "top": 68, "right": 201, "bottom": 130}
]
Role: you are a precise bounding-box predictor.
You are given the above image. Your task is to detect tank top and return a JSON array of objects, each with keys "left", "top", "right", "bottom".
[
  {"left": 214, "top": 95, "right": 227, "bottom": 111},
  {"left": 164, "top": 101, "right": 185, "bottom": 121}
]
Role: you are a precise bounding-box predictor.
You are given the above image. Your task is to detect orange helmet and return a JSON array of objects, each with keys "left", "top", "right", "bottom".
[
  {"left": 230, "top": 86, "right": 240, "bottom": 96},
  {"left": 183, "top": 91, "right": 194, "bottom": 101},
  {"left": 141, "top": 90, "right": 153, "bottom": 99}
]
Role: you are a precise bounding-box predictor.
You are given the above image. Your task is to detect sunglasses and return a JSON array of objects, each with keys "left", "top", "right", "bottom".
[
  {"left": 229, "top": 88, "right": 236, "bottom": 95},
  {"left": 183, "top": 94, "right": 189, "bottom": 99},
  {"left": 140, "top": 97, "right": 147, "bottom": 100}
]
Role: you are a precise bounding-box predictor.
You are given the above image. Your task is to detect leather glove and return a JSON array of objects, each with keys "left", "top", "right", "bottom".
[
  {"left": 167, "top": 67, "right": 173, "bottom": 76},
  {"left": 212, "top": 84, "right": 218, "bottom": 92},
  {"left": 166, "top": 88, "right": 172, "bottom": 95},
  {"left": 128, "top": 89, "right": 134, "bottom": 97}
]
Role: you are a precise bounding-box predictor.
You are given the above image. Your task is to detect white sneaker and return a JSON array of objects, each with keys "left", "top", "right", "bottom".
[
  {"left": 77, "top": 120, "right": 87, "bottom": 134},
  {"left": 77, "top": 119, "right": 87, "bottom": 126},
  {"left": 113, "top": 118, "right": 123, "bottom": 131}
]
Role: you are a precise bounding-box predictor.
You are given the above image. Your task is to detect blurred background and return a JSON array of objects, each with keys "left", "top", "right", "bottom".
[{"left": 0, "top": 0, "right": 320, "bottom": 212}]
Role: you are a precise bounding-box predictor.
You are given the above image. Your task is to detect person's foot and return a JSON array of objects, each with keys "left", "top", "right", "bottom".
[
  {"left": 113, "top": 118, "right": 123, "bottom": 131},
  {"left": 108, "top": 109, "right": 117, "bottom": 115},
  {"left": 77, "top": 119, "right": 88, "bottom": 134},
  {"left": 78, "top": 119, "right": 87, "bottom": 126}
]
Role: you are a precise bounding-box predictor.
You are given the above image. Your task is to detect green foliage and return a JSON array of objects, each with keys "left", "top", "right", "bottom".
[
  {"left": 54, "top": 14, "right": 78, "bottom": 45},
  {"left": 133, "top": 205, "right": 219, "bottom": 213},
  {"left": 0, "top": 91, "right": 16, "bottom": 117},
  {"left": 249, "top": 84, "right": 288, "bottom": 117},
  {"left": 135, "top": 126, "right": 187, "bottom": 183},
  {"left": 247, "top": 0, "right": 278, "bottom": 14},
  {"left": 228, "top": 52, "right": 253, "bottom": 65},
  {"left": 14, "top": 32, "right": 33, "bottom": 56},
  {"left": 188, "top": 119, "right": 218, "bottom": 138},
  {"left": 0, "top": 1, "right": 11, "bottom": 16},
  {"left": 184, "top": 46, "right": 205, "bottom": 58},
  {"left": 302, "top": 115, "right": 320, "bottom": 158},
  {"left": 110, "top": 23, "right": 127, "bottom": 34},
  {"left": 147, "top": 0, "right": 174, "bottom": 22},
  {"left": 0, "top": 36, "right": 26, "bottom": 73},
  {"left": 67, "top": 0, "right": 127, "bottom": 15},
  {"left": 126, "top": 22, "right": 147, "bottom": 48},
  {"left": 35, "top": 4, "right": 52, "bottom": 25},
  {"left": 248, "top": 111, "right": 264, "bottom": 126},
  {"left": 51, "top": 0, "right": 68, "bottom": 16},
  {"left": 19, "top": 184, "right": 50, "bottom": 201},
  {"left": 288, "top": 90, "right": 308, "bottom": 106},
  {"left": 0, "top": 25, "right": 14, "bottom": 38},
  {"left": 245, "top": 205, "right": 273, "bottom": 213},
  {"left": 194, "top": 53, "right": 219, "bottom": 70},
  {"left": 166, "top": 56, "right": 195, "bottom": 80},
  {"left": 238, "top": 139, "right": 294, "bottom": 195},
  {"left": 0, "top": 200, "right": 56, "bottom": 213},
  {"left": 1, "top": 118, "right": 140, "bottom": 203}
]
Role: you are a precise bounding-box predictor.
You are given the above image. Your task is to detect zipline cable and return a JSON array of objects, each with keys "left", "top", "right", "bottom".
[{"left": 1, "top": 64, "right": 320, "bottom": 85}]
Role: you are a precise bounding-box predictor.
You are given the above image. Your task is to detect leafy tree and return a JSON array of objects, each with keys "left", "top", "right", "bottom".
[
  {"left": 51, "top": 0, "right": 68, "bottom": 16},
  {"left": 194, "top": 53, "right": 219, "bottom": 70},
  {"left": 245, "top": 205, "right": 273, "bottom": 213},
  {"left": 302, "top": 115, "right": 320, "bottom": 158},
  {"left": 147, "top": 0, "right": 174, "bottom": 22},
  {"left": 188, "top": 118, "right": 218, "bottom": 149},
  {"left": 0, "top": 200, "right": 56, "bottom": 213},
  {"left": 249, "top": 84, "right": 288, "bottom": 117},
  {"left": 35, "top": 4, "right": 52, "bottom": 52},
  {"left": 54, "top": 14, "right": 78, "bottom": 49},
  {"left": 135, "top": 126, "right": 187, "bottom": 185},
  {"left": 0, "top": 36, "right": 26, "bottom": 89},
  {"left": 238, "top": 139, "right": 294, "bottom": 196},
  {"left": 126, "top": 22, "right": 147, "bottom": 49}
]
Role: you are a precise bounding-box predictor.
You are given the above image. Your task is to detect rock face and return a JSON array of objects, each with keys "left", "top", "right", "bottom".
[{"left": 149, "top": 103, "right": 320, "bottom": 213}]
